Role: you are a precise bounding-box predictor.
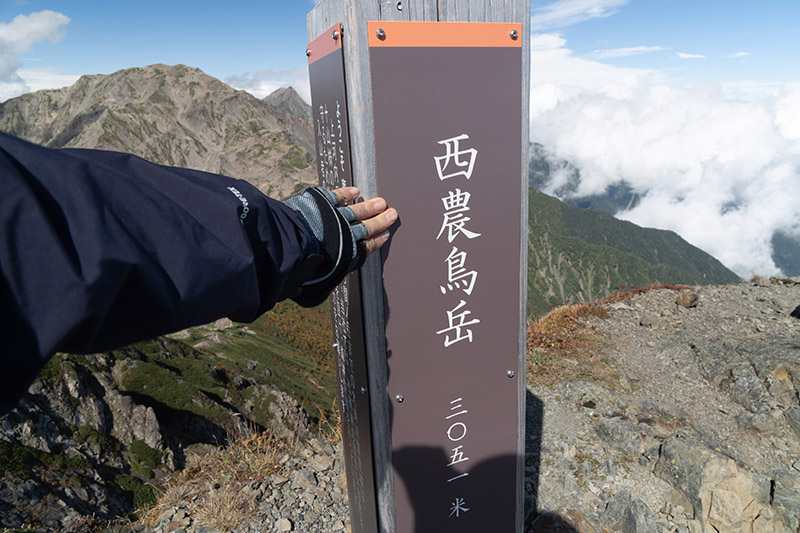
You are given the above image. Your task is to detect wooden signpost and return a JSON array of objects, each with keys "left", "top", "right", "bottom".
[{"left": 307, "top": 2, "right": 530, "bottom": 532}]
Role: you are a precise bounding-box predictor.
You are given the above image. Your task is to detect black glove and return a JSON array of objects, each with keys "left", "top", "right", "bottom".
[{"left": 282, "top": 186, "right": 367, "bottom": 307}]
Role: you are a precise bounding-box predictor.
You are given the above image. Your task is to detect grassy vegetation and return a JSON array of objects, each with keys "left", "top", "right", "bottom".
[
  {"left": 135, "top": 428, "right": 292, "bottom": 531},
  {"left": 75, "top": 425, "right": 119, "bottom": 451},
  {"left": 526, "top": 284, "right": 689, "bottom": 389},
  {"left": 278, "top": 145, "right": 309, "bottom": 174},
  {"left": 0, "top": 441, "right": 93, "bottom": 480},
  {"left": 129, "top": 440, "right": 163, "bottom": 479},
  {"left": 195, "top": 300, "right": 338, "bottom": 426},
  {"left": 109, "top": 300, "right": 337, "bottom": 433},
  {"left": 526, "top": 302, "right": 618, "bottom": 389},
  {"left": 526, "top": 189, "right": 740, "bottom": 317},
  {"left": 114, "top": 473, "right": 157, "bottom": 509}
]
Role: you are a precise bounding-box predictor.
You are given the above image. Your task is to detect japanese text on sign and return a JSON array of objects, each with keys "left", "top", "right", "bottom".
[
  {"left": 316, "top": 101, "right": 347, "bottom": 188},
  {"left": 446, "top": 397, "right": 471, "bottom": 518},
  {"left": 434, "top": 134, "right": 481, "bottom": 348},
  {"left": 434, "top": 134, "right": 481, "bottom": 520}
]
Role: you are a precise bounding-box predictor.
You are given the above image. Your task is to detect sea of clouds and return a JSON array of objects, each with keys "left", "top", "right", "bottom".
[{"left": 530, "top": 33, "right": 800, "bottom": 278}]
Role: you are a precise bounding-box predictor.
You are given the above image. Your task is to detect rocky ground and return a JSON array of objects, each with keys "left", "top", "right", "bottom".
[
  {"left": 526, "top": 276, "right": 800, "bottom": 532},
  {"left": 131, "top": 438, "right": 351, "bottom": 533},
  {"left": 121, "top": 277, "right": 800, "bottom": 533},
  {"left": 2, "top": 277, "right": 798, "bottom": 532}
]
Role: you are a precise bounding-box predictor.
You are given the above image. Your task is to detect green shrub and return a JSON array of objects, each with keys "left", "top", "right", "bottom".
[
  {"left": 75, "top": 425, "right": 118, "bottom": 451},
  {"left": 113, "top": 473, "right": 157, "bottom": 509},
  {"left": 0, "top": 441, "right": 36, "bottom": 479}
]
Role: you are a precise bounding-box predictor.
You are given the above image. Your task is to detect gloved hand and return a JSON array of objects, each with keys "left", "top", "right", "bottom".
[{"left": 283, "top": 186, "right": 396, "bottom": 307}]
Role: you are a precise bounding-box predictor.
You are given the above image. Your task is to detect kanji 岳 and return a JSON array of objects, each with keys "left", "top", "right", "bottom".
[{"left": 436, "top": 300, "right": 480, "bottom": 347}]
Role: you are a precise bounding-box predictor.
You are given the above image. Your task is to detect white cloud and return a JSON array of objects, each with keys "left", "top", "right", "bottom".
[
  {"left": 532, "top": 0, "right": 629, "bottom": 31},
  {"left": 225, "top": 67, "right": 310, "bottom": 104},
  {"left": 590, "top": 45, "right": 666, "bottom": 59},
  {"left": 531, "top": 35, "right": 800, "bottom": 277},
  {"left": 531, "top": 33, "right": 662, "bottom": 113},
  {"left": 677, "top": 52, "right": 706, "bottom": 59},
  {"left": 0, "top": 10, "right": 70, "bottom": 101},
  {"left": 728, "top": 51, "right": 750, "bottom": 58},
  {"left": 17, "top": 68, "right": 79, "bottom": 92}
]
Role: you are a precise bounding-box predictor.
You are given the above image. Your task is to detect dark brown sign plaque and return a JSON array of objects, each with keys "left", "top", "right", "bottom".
[
  {"left": 369, "top": 21, "right": 524, "bottom": 533},
  {"left": 307, "top": 23, "right": 378, "bottom": 533}
]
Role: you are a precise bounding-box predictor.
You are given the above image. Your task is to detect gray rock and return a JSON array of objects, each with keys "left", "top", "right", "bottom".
[
  {"left": 654, "top": 430, "right": 774, "bottom": 532},
  {"left": 290, "top": 469, "right": 317, "bottom": 491},
  {"left": 772, "top": 470, "right": 800, "bottom": 516},
  {"left": 601, "top": 490, "right": 633, "bottom": 529},
  {"left": 275, "top": 517, "right": 293, "bottom": 531},
  {"left": 601, "top": 491, "right": 657, "bottom": 533},
  {"left": 595, "top": 417, "right": 644, "bottom": 455},
  {"left": 785, "top": 406, "right": 800, "bottom": 440},
  {"left": 722, "top": 364, "right": 770, "bottom": 414}
]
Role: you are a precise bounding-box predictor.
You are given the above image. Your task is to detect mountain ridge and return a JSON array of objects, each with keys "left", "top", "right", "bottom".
[
  {"left": 529, "top": 141, "right": 800, "bottom": 277},
  {"left": 526, "top": 188, "right": 740, "bottom": 315},
  {"left": 0, "top": 64, "right": 316, "bottom": 198}
]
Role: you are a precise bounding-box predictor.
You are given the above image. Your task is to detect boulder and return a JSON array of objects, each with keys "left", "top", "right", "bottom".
[{"left": 654, "top": 429, "right": 798, "bottom": 532}]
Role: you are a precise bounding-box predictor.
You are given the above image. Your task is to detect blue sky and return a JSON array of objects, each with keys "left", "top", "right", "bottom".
[
  {"left": 2, "top": 0, "right": 798, "bottom": 98},
  {"left": 2, "top": 0, "right": 800, "bottom": 276},
  {"left": 541, "top": 0, "right": 799, "bottom": 87},
  {"left": 0, "top": 1, "right": 315, "bottom": 99}
]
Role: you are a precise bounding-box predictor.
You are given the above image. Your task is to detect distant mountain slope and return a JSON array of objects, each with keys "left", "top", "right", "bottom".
[
  {"left": 772, "top": 230, "right": 800, "bottom": 277},
  {"left": 529, "top": 142, "right": 800, "bottom": 277},
  {"left": 527, "top": 189, "right": 741, "bottom": 316},
  {"left": 0, "top": 64, "right": 315, "bottom": 198}
]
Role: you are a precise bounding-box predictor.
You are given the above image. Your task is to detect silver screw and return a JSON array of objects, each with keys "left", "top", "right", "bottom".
[
  {"left": 360, "top": 386, "right": 367, "bottom": 394},
  {"left": 376, "top": 28, "right": 386, "bottom": 40},
  {"left": 509, "top": 29, "right": 519, "bottom": 40},
  {"left": 332, "top": 29, "right": 340, "bottom": 40},
  {"left": 395, "top": 394, "right": 404, "bottom": 403},
  {"left": 305, "top": 48, "right": 311, "bottom": 57},
  {"left": 507, "top": 370, "right": 515, "bottom": 378},
  {"left": 396, "top": 1, "right": 403, "bottom": 11}
]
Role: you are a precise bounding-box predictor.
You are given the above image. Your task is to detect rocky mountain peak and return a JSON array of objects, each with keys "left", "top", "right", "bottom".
[
  {"left": 264, "top": 86, "right": 311, "bottom": 122},
  {"left": 0, "top": 64, "right": 316, "bottom": 198}
]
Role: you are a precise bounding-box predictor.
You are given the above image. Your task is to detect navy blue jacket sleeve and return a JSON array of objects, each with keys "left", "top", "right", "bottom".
[{"left": 0, "top": 131, "right": 321, "bottom": 413}]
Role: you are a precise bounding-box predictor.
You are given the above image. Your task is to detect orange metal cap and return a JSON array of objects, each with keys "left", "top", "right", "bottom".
[
  {"left": 307, "top": 23, "right": 343, "bottom": 64},
  {"left": 368, "top": 21, "right": 522, "bottom": 48}
]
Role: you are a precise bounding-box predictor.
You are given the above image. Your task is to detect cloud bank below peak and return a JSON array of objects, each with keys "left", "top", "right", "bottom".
[{"left": 531, "top": 33, "right": 800, "bottom": 278}]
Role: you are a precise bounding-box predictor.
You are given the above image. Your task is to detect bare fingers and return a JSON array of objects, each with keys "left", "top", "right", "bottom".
[
  {"left": 331, "top": 187, "right": 360, "bottom": 205},
  {"left": 329, "top": 188, "right": 397, "bottom": 255}
]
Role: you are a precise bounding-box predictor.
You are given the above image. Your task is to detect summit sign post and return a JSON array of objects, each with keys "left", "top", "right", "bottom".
[
  {"left": 307, "top": 3, "right": 529, "bottom": 532},
  {"left": 370, "top": 21, "right": 524, "bottom": 533}
]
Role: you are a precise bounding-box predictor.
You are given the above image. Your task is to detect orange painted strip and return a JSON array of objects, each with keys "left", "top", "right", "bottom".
[
  {"left": 368, "top": 21, "right": 521, "bottom": 48},
  {"left": 307, "top": 22, "right": 343, "bottom": 64}
]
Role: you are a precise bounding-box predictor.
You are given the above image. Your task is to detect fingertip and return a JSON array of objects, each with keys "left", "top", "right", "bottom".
[
  {"left": 372, "top": 197, "right": 387, "bottom": 212},
  {"left": 365, "top": 231, "right": 391, "bottom": 255}
]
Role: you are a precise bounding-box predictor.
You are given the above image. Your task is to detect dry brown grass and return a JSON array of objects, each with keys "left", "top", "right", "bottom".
[
  {"left": 134, "top": 426, "right": 296, "bottom": 531},
  {"left": 526, "top": 302, "right": 619, "bottom": 388},
  {"left": 601, "top": 283, "right": 690, "bottom": 304},
  {"left": 527, "top": 284, "right": 691, "bottom": 389},
  {"left": 193, "top": 483, "right": 259, "bottom": 530}
]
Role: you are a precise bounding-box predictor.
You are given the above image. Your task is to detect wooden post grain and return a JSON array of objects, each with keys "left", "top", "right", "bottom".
[{"left": 307, "top": 2, "right": 529, "bottom": 531}]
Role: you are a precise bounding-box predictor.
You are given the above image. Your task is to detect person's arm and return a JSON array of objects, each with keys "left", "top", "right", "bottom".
[{"left": 0, "top": 131, "right": 394, "bottom": 413}]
